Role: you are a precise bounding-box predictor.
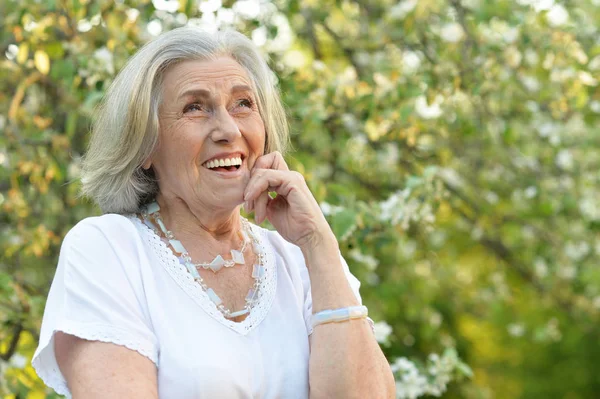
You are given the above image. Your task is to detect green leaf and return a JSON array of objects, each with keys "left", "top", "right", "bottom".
[{"left": 331, "top": 208, "right": 357, "bottom": 240}]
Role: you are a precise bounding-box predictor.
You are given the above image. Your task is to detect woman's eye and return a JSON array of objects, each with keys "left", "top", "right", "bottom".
[
  {"left": 184, "top": 103, "right": 204, "bottom": 113},
  {"left": 237, "top": 98, "right": 253, "bottom": 108}
]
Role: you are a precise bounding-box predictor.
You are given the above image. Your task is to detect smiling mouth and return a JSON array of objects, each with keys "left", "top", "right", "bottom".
[{"left": 203, "top": 156, "right": 244, "bottom": 172}]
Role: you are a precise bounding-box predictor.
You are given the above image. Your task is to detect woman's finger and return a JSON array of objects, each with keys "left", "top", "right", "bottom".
[
  {"left": 244, "top": 169, "right": 302, "bottom": 202},
  {"left": 253, "top": 190, "right": 270, "bottom": 224},
  {"left": 252, "top": 151, "right": 289, "bottom": 172}
]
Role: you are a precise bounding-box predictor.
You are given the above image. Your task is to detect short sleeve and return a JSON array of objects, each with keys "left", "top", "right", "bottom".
[
  {"left": 31, "top": 215, "right": 159, "bottom": 398},
  {"left": 301, "top": 253, "right": 375, "bottom": 336}
]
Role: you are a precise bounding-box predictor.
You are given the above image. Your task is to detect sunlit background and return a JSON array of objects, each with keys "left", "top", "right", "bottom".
[{"left": 1, "top": 0, "right": 600, "bottom": 397}]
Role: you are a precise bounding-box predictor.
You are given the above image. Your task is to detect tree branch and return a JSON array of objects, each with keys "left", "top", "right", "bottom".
[{"left": 0, "top": 322, "right": 23, "bottom": 361}]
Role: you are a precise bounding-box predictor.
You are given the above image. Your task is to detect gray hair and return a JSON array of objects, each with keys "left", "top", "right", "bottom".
[{"left": 81, "top": 26, "right": 289, "bottom": 214}]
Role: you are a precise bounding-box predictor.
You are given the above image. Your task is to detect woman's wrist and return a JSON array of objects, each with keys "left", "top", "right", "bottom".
[{"left": 299, "top": 227, "right": 338, "bottom": 258}]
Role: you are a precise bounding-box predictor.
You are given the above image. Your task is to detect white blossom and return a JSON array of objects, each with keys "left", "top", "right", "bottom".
[
  {"left": 524, "top": 48, "right": 539, "bottom": 65},
  {"left": 480, "top": 19, "right": 519, "bottom": 44},
  {"left": 199, "top": 0, "right": 222, "bottom": 13},
  {"left": 283, "top": 50, "right": 307, "bottom": 69},
  {"left": 77, "top": 19, "right": 92, "bottom": 32},
  {"left": 502, "top": 26, "right": 519, "bottom": 43},
  {"left": 147, "top": 19, "right": 163, "bottom": 36},
  {"left": 537, "top": 121, "right": 558, "bottom": 138},
  {"left": 348, "top": 248, "right": 379, "bottom": 270},
  {"left": 439, "top": 167, "right": 463, "bottom": 187},
  {"left": 485, "top": 191, "right": 499, "bottom": 204},
  {"left": 533, "top": 0, "right": 555, "bottom": 12},
  {"left": 517, "top": 0, "right": 554, "bottom": 12},
  {"left": 546, "top": 4, "right": 569, "bottom": 27},
  {"left": 379, "top": 187, "right": 436, "bottom": 230},
  {"left": 440, "top": 23, "right": 465, "bottom": 43},
  {"left": 524, "top": 186, "right": 537, "bottom": 198},
  {"left": 93, "top": 47, "right": 114, "bottom": 75},
  {"left": 390, "top": 0, "right": 418, "bottom": 20},
  {"left": 534, "top": 258, "right": 549, "bottom": 278},
  {"left": 504, "top": 46, "right": 522, "bottom": 68},
  {"left": 589, "top": 55, "right": 600, "bottom": 71},
  {"left": 430, "top": 312, "right": 442, "bottom": 328},
  {"left": 550, "top": 67, "right": 576, "bottom": 83},
  {"left": 153, "top": 0, "right": 180, "bottom": 12},
  {"left": 8, "top": 354, "right": 27, "bottom": 369},
  {"left": 578, "top": 71, "right": 598, "bottom": 86},
  {"left": 392, "top": 357, "right": 417, "bottom": 373},
  {"left": 398, "top": 369, "right": 428, "bottom": 399},
  {"left": 5, "top": 44, "right": 18, "bottom": 60},
  {"left": 580, "top": 195, "right": 600, "bottom": 221},
  {"left": 415, "top": 95, "right": 444, "bottom": 119},
  {"left": 0, "top": 148, "right": 7, "bottom": 169},
  {"left": 555, "top": 149, "right": 574, "bottom": 170},
  {"left": 262, "top": 13, "right": 293, "bottom": 53},
  {"left": 216, "top": 7, "right": 236, "bottom": 25},
  {"left": 564, "top": 241, "right": 590, "bottom": 261},
  {"left": 233, "top": 0, "right": 260, "bottom": 19},
  {"left": 374, "top": 321, "right": 393, "bottom": 344},
  {"left": 520, "top": 75, "right": 540, "bottom": 91},
  {"left": 125, "top": 8, "right": 140, "bottom": 21},
  {"left": 393, "top": 350, "right": 469, "bottom": 398},
  {"left": 319, "top": 202, "right": 343, "bottom": 216},
  {"left": 557, "top": 265, "right": 577, "bottom": 280},
  {"left": 508, "top": 323, "right": 526, "bottom": 337},
  {"left": 402, "top": 50, "right": 422, "bottom": 74},
  {"left": 251, "top": 26, "right": 267, "bottom": 46},
  {"left": 460, "top": 0, "right": 481, "bottom": 9}
]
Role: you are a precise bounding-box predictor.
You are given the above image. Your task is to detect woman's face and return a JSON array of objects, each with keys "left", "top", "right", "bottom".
[{"left": 150, "top": 56, "right": 266, "bottom": 211}]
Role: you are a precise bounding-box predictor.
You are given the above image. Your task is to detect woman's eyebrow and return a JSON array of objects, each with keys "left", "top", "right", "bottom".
[
  {"left": 178, "top": 89, "right": 211, "bottom": 101},
  {"left": 178, "top": 85, "right": 253, "bottom": 101},
  {"left": 231, "top": 85, "right": 253, "bottom": 94}
]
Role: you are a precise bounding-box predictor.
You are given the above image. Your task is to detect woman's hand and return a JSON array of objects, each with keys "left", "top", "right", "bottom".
[{"left": 243, "top": 151, "right": 335, "bottom": 251}]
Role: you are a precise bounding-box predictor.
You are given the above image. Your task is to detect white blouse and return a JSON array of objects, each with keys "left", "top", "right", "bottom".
[{"left": 32, "top": 214, "right": 368, "bottom": 398}]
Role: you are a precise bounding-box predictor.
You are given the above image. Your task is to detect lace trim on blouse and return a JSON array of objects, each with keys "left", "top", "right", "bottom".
[{"left": 129, "top": 216, "right": 277, "bottom": 335}]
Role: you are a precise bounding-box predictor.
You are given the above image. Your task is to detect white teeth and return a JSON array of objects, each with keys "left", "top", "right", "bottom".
[{"left": 205, "top": 156, "right": 243, "bottom": 169}]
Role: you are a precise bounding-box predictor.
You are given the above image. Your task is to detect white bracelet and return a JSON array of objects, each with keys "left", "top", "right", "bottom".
[{"left": 311, "top": 305, "right": 369, "bottom": 328}]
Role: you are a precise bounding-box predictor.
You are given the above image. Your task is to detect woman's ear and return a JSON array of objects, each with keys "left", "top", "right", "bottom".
[{"left": 142, "top": 158, "right": 152, "bottom": 170}]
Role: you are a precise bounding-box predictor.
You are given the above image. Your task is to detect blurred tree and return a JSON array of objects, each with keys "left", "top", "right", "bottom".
[{"left": 1, "top": 0, "right": 599, "bottom": 397}]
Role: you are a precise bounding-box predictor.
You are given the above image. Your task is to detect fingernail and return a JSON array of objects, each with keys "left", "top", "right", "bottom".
[{"left": 244, "top": 192, "right": 249, "bottom": 200}]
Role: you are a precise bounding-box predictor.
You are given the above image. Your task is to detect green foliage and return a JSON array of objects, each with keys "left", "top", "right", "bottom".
[{"left": 1, "top": 0, "right": 600, "bottom": 397}]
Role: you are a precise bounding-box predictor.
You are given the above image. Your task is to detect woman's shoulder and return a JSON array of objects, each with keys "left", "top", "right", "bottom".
[{"left": 63, "top": 213, "right": 141, "bottom": 250}]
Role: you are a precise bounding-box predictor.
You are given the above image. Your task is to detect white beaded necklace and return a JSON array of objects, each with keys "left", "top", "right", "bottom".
[{"left": 142, "top": 201, "right": 266, "bottom": 320}]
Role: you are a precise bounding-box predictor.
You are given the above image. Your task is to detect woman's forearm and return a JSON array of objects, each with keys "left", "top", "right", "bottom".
[{"left": 302, "top": 232, "right": 395, "bottom": 399}]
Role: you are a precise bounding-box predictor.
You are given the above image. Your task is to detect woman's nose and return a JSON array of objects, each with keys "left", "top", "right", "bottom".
[{"left": 210, "top": 108, "right": 241, "bottom": 142}]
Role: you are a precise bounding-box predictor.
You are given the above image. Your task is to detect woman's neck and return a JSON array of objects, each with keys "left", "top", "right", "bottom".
[{"left": 154, "top": 194, "right": 243, "bottom": 250}]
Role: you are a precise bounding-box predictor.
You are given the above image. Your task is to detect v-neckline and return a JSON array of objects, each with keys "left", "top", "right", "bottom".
[{"left": 130, "top": 215, "right": 277, "bottom": 336}]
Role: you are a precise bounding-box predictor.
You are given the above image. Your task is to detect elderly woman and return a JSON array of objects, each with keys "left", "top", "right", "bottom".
[{"left": 31, "top": 27, "right": 395, "bottom": 398}]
